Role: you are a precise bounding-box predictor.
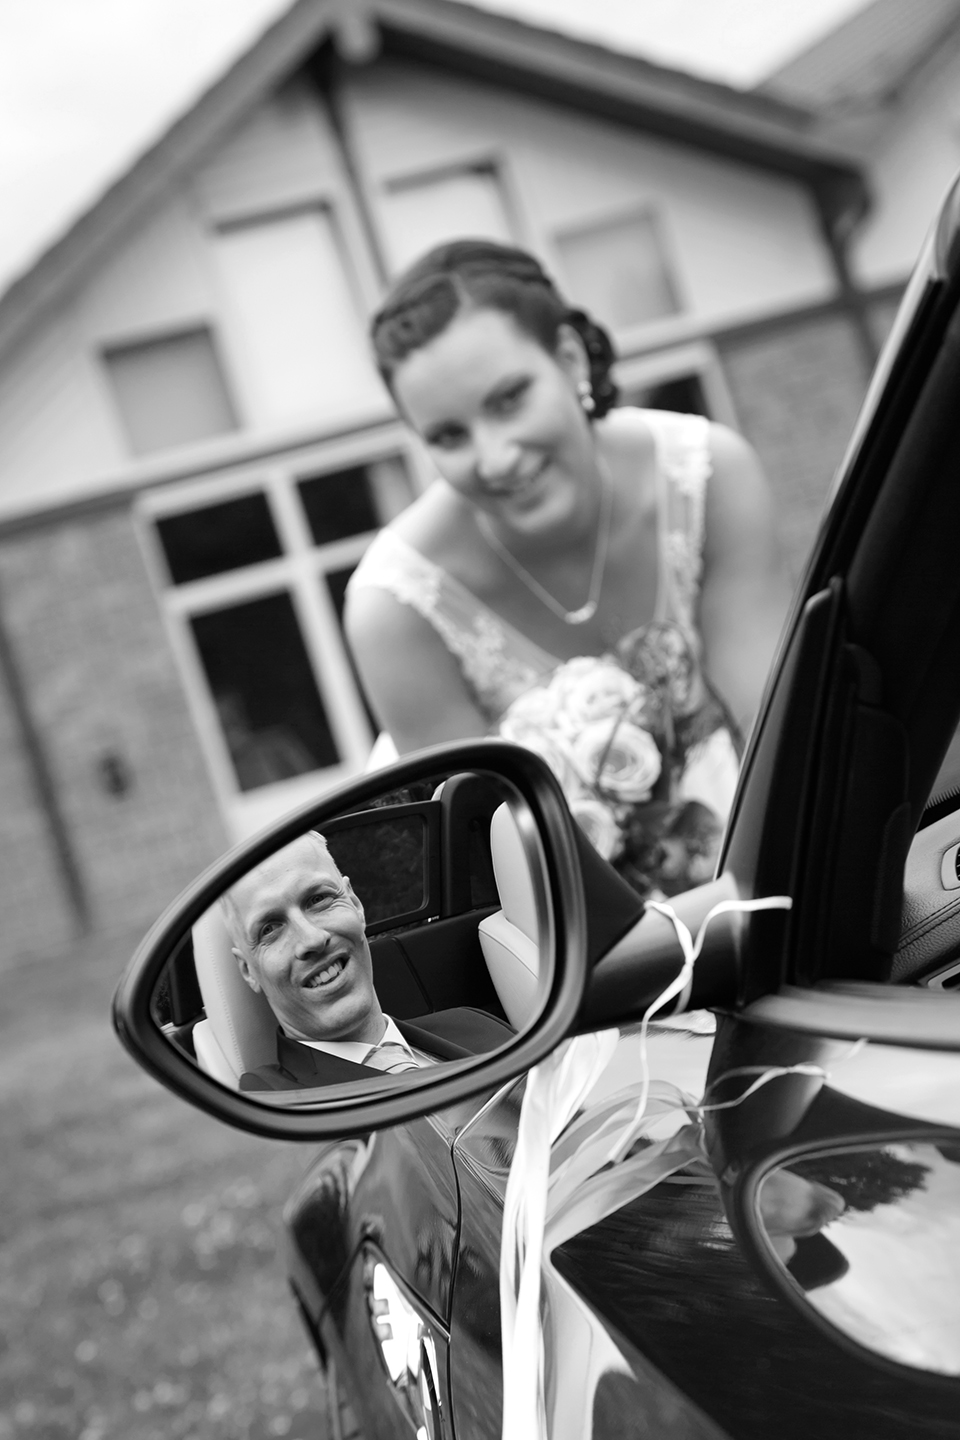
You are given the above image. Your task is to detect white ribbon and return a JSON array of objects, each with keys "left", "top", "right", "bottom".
[{"left": 499, "top": 892, "right": 793, "bottom": 1440}]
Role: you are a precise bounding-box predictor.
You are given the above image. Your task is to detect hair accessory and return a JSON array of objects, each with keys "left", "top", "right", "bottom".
[
  {"left": 476, "top": 458, "right": 613, "bottom": 625},
  {"left": 577, "top": 379, "right": 595, "bottom": 415}
]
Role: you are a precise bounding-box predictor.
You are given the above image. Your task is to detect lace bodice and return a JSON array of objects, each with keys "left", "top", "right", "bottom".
[{"left": 348, "top": 409, "right": 711, "bottom": 725}]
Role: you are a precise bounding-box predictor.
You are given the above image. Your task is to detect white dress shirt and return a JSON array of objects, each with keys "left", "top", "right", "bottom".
[{"left": 293, "top": 1015, "right": 433, "bottom": 1071}]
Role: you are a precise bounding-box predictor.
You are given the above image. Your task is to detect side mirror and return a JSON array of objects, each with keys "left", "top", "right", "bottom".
[
  {"left": 113, "top": 742, "right": 597, "bottom": 1139},
  {"left": 113, "top": 738, "right": 760, "bottom": 1141},
  {"left": 709, "top": 1016, "right": 960, "bottom": 1379}
]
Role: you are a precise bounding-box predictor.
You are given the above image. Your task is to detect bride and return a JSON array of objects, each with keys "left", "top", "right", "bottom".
[{"left": 345, "top": 239, "right": 788, "bottom": 893}]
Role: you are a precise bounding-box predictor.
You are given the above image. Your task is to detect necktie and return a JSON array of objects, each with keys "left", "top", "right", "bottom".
[{"left": 363, "top": 1041, "right": 422, "bottom": 1073}]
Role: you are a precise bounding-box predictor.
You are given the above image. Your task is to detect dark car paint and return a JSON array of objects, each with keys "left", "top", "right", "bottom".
[
  {"left": 111, "top": 176, "right": 960, "bottom": 1436},
  {"left": 289, "top": 1035, "right": 960, "bottom": 1440},
  {"left": 280, "top": 190, "right": 960, "bottom": 1436},
  {"left": 287, "top": 1078, "right": 737, "bottom": 1440}
]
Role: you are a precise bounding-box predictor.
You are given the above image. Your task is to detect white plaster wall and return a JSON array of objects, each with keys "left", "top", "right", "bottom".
[
  {"left": 849, "top": 46, "right": 960, "bottom": 288},
  {"left": 345, "top": 62, "right": 838, "bottom": 331},
  {"left": 0, "top": 309, "right": 123, "bottom": 512},
  {"left": 0, "top": 80, "right": 387, "bottom": 517},
  {"left": 0, "top": 193, "right": 228, "bottom": 515},
  {"left": 74, "top": 195, "right": 218, "bottom": 347},
  {"left": 0, "top": 62, "right": 843, "bottom": 521},
  {"left": 193, "top": 79, "right": 354, "bottom": 232},
  {"left": 192, "top": 80, "right": 386, "bottom": 432}
]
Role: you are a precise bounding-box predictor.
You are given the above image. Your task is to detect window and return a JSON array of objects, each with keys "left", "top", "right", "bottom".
[
  {"left": 191, "top": 593, "right": 339, "bottom": 792},
  {"left": 142, "top": 443, "right": 419, "bottom": 837},
  {"left": 555, "top": 210, "right": 680, "bottom": 333},
  {"left": 156, "top": 492, "right": 281, "bottom": 584},
  {"left": 614, "top": 343, "right": 738, "bottom": 429},
  {"left": 380, "top": 163, "right": 514, "bottom": 275},
  {"left": 212, "top": 207, "right": 383, "bottom": 429},
  {"left": 103, "top": 328, "right": 238, "bottom": 456},
  {"left": 297, "top": 455, "right": 414, "bottom": 546},
  {"left": 629, "top": 373, "right": 709, "bottom": 418}
]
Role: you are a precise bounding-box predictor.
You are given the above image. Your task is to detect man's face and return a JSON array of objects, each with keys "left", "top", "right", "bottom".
[{"left": 229, "top": 835, "right": 384, "bottom": 1045}]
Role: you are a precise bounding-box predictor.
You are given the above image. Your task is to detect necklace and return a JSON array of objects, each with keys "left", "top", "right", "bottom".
[{"left": 476, "top": 458, "right": 614, "bottom": 625}]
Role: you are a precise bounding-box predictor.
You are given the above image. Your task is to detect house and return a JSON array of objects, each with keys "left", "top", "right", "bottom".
[
  {"left": 0, "top": 0, "right": 897, "bottom": 956},
  {"left": 763, "top": 0, "right": 960, "bottom": 300}
]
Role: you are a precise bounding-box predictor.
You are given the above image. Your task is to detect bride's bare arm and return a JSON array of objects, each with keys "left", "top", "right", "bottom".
[
  {"left": 698, "top": 424, "right": 792, "bottom": 737},
  {"left": 345, "top": 584, "right": 489, "bottom": 754}
]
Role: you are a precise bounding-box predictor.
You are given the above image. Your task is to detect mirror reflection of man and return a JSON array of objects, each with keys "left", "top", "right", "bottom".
[{"left": 223, "top": 831, "right": 511, "bottom": 1090}]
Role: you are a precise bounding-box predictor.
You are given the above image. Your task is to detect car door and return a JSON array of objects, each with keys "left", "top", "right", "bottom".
[
  {"left": 113, "top": 174, "right": 960, "bottom": 1440},
  {"left": 449, "top": 173, "right": 960, "bottom": 1440},
  {"left": 560, "top": 180, "right": 960, "bottom": 1436}
]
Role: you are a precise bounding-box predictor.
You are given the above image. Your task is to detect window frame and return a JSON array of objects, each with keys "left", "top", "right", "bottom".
[
  {"left": 551, "top": 203, "right": 686, "bottom": 339},
  {"left": 136, "top": 423, "right": 426, "bottom": 840},
  {"left": 613, "top": 340, "right": 739, "bottom": 428},
  {"left": 100, "top": 322, "right": 241, "bottom": 458},
  {"left": 376, "top": 151, "right": 524, "bottom": 276}
]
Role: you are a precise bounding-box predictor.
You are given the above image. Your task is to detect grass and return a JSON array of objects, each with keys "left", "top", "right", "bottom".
[{"left": 0, "top": 921, "right": 333, "bottom": 1440}]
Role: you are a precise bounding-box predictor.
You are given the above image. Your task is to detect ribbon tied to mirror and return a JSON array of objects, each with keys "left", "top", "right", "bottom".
[{"left": 499, "top": 892, "right": 797, "bottom": 1440}]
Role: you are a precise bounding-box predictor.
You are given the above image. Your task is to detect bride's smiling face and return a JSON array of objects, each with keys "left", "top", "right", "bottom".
[{"left": 390, "top": 306, "right": 596, "bottom": 535}]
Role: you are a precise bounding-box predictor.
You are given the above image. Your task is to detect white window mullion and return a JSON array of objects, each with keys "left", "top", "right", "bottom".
[{"left": 269, "top": 469, "right": 375, "bottom": 766}]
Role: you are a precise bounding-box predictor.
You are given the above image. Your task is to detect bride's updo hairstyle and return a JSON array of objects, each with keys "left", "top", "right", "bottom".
[{"left": 370, "top": 238, "right": 619, "bottom": 418}]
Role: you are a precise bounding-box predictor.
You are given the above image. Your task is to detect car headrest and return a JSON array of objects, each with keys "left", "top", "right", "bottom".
[
  {"left": 478, "top": 803, "right": 542, "bottom": 1030},
  {"left": 489, "top": 801, "right": 539, "bottom": 943},
  {"left": 192, "top": 903, "right": 279, "bottom": 1086}
]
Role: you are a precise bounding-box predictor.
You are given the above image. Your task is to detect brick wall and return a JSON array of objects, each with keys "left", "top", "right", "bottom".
[
  {"left": 717, "top": 310, "right": 873, "bottom": 582},
  {"left": 0, "top": 504, "right": 227, "bottom": 951},
  {"left": 0, "top": 645, "right": 74, "bottom": 962}
]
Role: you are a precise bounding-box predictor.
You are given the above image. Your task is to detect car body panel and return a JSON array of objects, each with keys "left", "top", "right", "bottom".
[{"left": 111, "top": 171, "right": 960, "bottom": 1436}]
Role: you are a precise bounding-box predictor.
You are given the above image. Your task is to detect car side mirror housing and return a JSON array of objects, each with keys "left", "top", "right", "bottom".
[
  {"left": 113, "top": 742, "right": 608, "bottom": 1140},
  {"left": 113, "top": 739, "right": 754, "bottom": 1142}
]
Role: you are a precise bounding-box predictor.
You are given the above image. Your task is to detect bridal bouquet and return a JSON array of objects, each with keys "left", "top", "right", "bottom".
[{"left": 498, "top": 623, "right": 736, "bottom": 898}]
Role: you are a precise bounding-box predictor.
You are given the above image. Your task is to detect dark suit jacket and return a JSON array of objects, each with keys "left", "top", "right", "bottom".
[{"left": 239, "top": 1008, "right": 514, "bottom": 1091}]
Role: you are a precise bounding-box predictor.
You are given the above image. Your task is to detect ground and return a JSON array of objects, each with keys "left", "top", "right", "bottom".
[{"left": 0, "top": 921, "right": 332, "bottom": 1440}]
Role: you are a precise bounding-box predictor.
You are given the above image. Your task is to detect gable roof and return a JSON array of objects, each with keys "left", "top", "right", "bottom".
[
  {"left": 762, "top": 0, "right": 960, "bottom": 113},
  {"left": 0, "top": 0, "right": 867, "bottom": 364}
]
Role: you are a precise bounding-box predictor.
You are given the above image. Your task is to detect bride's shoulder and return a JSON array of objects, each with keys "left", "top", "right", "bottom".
[
  {"left": 595, "top": 406, "right": 659, "bottom": 474},
  {"left": 597, "top": 404, "right": 649, "bottom": 437}
]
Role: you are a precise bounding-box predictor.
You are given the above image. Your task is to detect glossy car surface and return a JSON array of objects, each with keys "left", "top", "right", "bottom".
[
  {"left": 282, "top": 172, "right": 960, "bottom": 1439},
  {"left": 113, "top": 169, "right": 960, "bottom": 1439}
]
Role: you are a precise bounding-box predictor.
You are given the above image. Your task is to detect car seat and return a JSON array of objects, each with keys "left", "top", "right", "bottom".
[
  {"left": 477, "top": 802, "right": 541, "bottom": 1029},
  {"left": 191, "top": 904, "right": 279, "bottom": 1088}
]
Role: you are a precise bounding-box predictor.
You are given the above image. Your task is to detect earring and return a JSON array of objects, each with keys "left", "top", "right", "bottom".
[{"left": 577, "top": 379, "right": 595, "bottom": 415}]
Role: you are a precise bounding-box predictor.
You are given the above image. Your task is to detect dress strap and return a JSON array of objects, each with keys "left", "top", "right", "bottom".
[{"left": 642, "top": 410, "right": 712, "bottom": 632}]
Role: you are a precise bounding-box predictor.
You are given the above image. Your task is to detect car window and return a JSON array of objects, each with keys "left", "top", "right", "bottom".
[{"left": 326, "top": 813, "right": 428, "bottom": 928}]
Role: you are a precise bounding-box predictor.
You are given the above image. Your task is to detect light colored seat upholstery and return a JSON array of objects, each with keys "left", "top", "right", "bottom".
[
  {"left": 478, "top": 803, "right": 541, "bottom": 1030},
  {"left": 191, "top": 903, "right": 278, "bottom": 1089}
]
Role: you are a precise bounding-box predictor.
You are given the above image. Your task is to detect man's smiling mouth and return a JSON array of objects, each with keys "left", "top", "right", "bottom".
[{"left": 303, "top": 957, "right": 345, "bottom": 989}]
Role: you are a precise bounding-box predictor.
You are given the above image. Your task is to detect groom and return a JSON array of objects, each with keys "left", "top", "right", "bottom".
[{"left": 222, "top": 830, "right": 511, "bottom": 1090}]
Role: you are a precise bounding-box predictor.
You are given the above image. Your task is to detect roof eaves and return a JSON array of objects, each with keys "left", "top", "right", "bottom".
[
  {"left": 379, "top": 0, "right": 867, "bottom": 225},
  {"left": 0, "top": 0, "right": 342, "bottom": 363},
  {"left": 0, "top": 0, "right": 868, "bottom": 363}
]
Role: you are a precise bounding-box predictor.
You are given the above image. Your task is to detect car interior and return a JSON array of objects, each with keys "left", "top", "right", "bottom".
[
  {"left": 897, "top": 720, "right": 960, "bottom": 989},
  {"left": 153, "top": 772, "right": 544, "bottom": 1088}
]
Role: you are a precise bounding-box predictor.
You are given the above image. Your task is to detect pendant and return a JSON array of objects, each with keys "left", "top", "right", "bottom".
[{"left": 563, "top": 601, "right": 598, "bottom": 625}]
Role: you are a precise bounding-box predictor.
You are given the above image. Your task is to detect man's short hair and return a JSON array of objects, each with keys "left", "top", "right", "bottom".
[{"left": 219, "top": 830, "right": 333, "bottom": 954}]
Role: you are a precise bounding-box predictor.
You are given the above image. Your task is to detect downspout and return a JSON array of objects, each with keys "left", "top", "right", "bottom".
[
  {"left": 815, "top": 174, "right": 879, "bottom": 383},
  {"left": 0, "top": 576, "right": 90, "bottom": 934},
  {"left": 308, "top": 21, "right": 391, "bottom": 291}
]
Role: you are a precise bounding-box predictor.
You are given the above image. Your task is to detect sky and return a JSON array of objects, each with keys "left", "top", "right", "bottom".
[{"left": 0, "top": 0, "right": 872, "bottom": 296}]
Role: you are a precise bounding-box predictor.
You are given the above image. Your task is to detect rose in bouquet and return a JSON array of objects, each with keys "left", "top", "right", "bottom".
[{"left": 497, "top": 624, "right": 734, "bottom": 898}]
